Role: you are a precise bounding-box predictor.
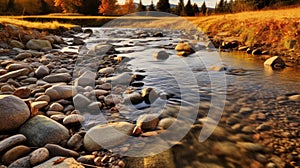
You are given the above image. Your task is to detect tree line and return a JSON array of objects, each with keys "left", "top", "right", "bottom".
[{"left": 0, "top": 0, "right": 299, "bottom": 16}]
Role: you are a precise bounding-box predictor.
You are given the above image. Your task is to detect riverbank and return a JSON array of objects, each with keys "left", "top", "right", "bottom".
[{"left": 189, "top": 7, "right": 300, "bottom": 66}]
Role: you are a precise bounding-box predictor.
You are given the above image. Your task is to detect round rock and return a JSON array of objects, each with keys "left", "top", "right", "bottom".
[
  {"left": 2, "top": 145, "right": 31, "bottom": 165},
  {"left": 0, "top": 95, "right": 30, "bottom": 132},
  {"left": 29, "top": 147, "right": 49, "bottom": 166}
]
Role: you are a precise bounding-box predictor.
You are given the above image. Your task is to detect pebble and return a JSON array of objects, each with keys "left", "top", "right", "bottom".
[
  {"left": 26, "top": 39, "right": 52, "bottom": 51},
  {"left": 33, "top": 157, "right": 84, "bottom": 168},
  {"left": 45, "top": 84, "right": 75, "bottom": 100},
  {"left": 136, "top": 114, "right": 159, "bottom": 131},
  {"left": 45, "top": 143, "right": 79, "bottom": 157},
  {"left": 154, "top": 50, "right": 169, "bottom": 60},
  {"left": 35, "top": 95, "right": 50, "bottom": 102},
  {"left": 34, "top": 65, "right": 49, "bottom": 78},
  {"left": 31, "top": 101, "right": 48, "bottom": 110},
  {"left": 19, "top": 115, "right": 70, "bottom": 147},
  {"left": 236, "top": 142, "right": 263, "bottom": 152},
  {"left": 63, "top": 114, "right": 85, "bottom": 125},
  {"left": 158, "top": 117, "right": 176, "bottom": 129},
  {"left": 0, "top": 95, "right": 30, "bottom": 132},
  {"left": 1, "top": 145, "right": 31, "bottom": 165},
  {"left": 49, "top": 103, "right": 64, "bottom": 112},
  {"left": 74, "top": 70, "right": 96, "bottom": 87},
  {"left": 13, "top": 87, "right": 31, "bottom": 98},
  {"left": 67, "top": 133, "right": 83, "bottom": 150},
  {"left": 73, "top": 94, "right": 91, "bottom": 108},
  {"left": 43, "top": 73, "right": 72, "bottom": 83},
  {"left": 0, "top": 134, "right": 27, "bottom": 154},
  {"left": 98, "top": 67, "right": 114, "bottom": 74},
  {"left": 0, "top": 68, "right": 30, "bottom": 82},
  {"left": 50, "top": 114, "right": 66, "bottom": 121},
  {"left": 6, "top": 63, "right": 32, "bottom": 71},
  {"left": 77, "top": 155, "right": 95, "bottom": 164},
  {"left": 7, "top": 156, "right": 30, "bottom": 168},
  {"left": 288, "top": 94, "right": 300, "bottom": 101},
  {"left": 141, "top": 87, "right": 158, "bottom": 104},
  {"left": 14, "top": 53, "right": 32, "bottom": 60},
  {"left": 29, "top": 147, "right": 49, "bottom": 166}
]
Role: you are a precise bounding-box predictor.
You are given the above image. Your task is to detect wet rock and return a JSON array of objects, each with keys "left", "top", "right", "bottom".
[
  {"left": 10, "top": 40, "right": 25, "bottom": 49},
  {"left": 14, "top": 53, "right": 32, "bottom": 60},
  {"left": 45, "top": 85, "right": 75, "bottom": 100},
  {"left": 136, "top": 114, "right": 159, "bottom": 131},
  {"left": 45, "top": 144, "right": 79, "bottom": 157},
  {"left": 0, "top": 68, "right": 30, "bottom": 82},
  {"left": 123, "top": 92, "right": 143, "bottom": 104},
  {"left": 153, "top": 32, "right": 163, "bottom": 37},
  {"left": 252, "top": 48, "right": 262, "bottom": 55},
  {"left": 49, "top": 103, "right": 64, "bottom": 112},
  {"left": 0, "top": 95, "right": 30, "bottom": 132},
  {"left": 77, "top": 155, "right": 95, "bottom": 164},
  {"left": 288, "top": 94, "right": 300, "bottom": 101},
  {"left": 209, "top": 66, "right": 228, "bottom": 71},
  {"left": 264, "top": 56, "right": 285, "bottom": 69},
  {"left": 104, "top": 94, "right": 122, "bottom": 106},
  {"left": 2, "top": 145, "right": 31, "bottom": 165},
  {"left": 26, "top": 39, "right": 52, "bottom": 51},
  {"left": 33, "top": 157, "right": 84, "bottom": 168},
  {"left": 72, "top": 38, "right": 85, "bottom": 45},
  {"left": 73, "top": 94, "right": 91, "bottom": 108},
  {"left": 43, "top": 73, "right": 72, "bottom": 83},
  {"left": 74, "top": 70, "right": 96, "bottom": 87},
  {"left": 141, "top": 87, "right": 158, "bottom": 104},
  {"left": 97, "top": 83, "right": 112, "bottom": 90},
  {"left": 98, "top": 67, "right": 114, "bottom": 75},
  {"left": 256, "top": 123, "right": 272, "bottom": 131},
  {"left": 103, "top": 73, "right": 133, "bottom": 85},
  {"left": 19, "top": 115, "right": 70, "bottom": 147},
  {"left": 158, "top": 117, "right": 176, "bottom": 129},
  {"left": 0, "top": 134, "right": 27, "bottom": 154},
  {"left": 13, "top": 87, "right": 31, "bottom": 99},
  {"left": 154, "top": 51, "right": 169, "bottom": 60},
  {"left": 7, "top": 156, "right": 30, "bottom": 168},
  {"left": 84, "top": 122, "right": 134, "bottom": 151},
  {"left": 92, "top": 89, "right": 109, "bottom": 96},
  {"left": 63, "top": 114, "right": 85, "bottom": 125},
  {"left": 175, "top": 42, "right": 195, "bottom": 56},
  {"left": 35, "top": 66, "right": 49, "bottom": 78},
  {"left": 29, "top": 147, "right": 49, "bottom": 166},
  {"left": 67, "top": 133, "right": 83, "bottom": 150},
  {"left": 87, "top": 43, "right": 113, "bottom": 56}
]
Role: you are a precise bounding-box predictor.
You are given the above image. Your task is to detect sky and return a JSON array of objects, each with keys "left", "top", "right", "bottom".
[{"left": 118, "top": 0, "right": 218, "bottom": 8}]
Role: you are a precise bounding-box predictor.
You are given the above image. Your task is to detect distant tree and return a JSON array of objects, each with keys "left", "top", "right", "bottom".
[
  {"left": 148, "top": 0, "right": 155, "bottom": 11},
  {"left": 5, "top": 0, "right": 14, "bottom": 12},
  {"left": 185, "top": 0, "right": 194, "bottom": 16},
  {"left": 215, "top": 0, "right": 225, "bottom": 13},
  {"left": 199, "top": 1, "right": 207, "bottom": 15},
  {"left": 79, "top": 0, "right": 101, "bottom": 15},
  {"left": 122, "top": 0, "right": 136, "bottom": 14},
  {"left": 156, "top": 0, "right": 170, "bottom": 13},
  {"left": 54, "top": 0, "right": 83, "bottom": 13},
  {"left": 193, "top": 3, "right": 199, "bottom": 16},
  {"left": 99, "top": 0, "right": 119, "bottom": 15},
  {"left": 174, "top": 0, "right": 185, "bottom": 16},
  {"left": 137, "top": 0, "right": 146, "bottom": 12}
]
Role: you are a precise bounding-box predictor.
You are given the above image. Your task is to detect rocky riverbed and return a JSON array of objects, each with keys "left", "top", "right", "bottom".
[{"left": 0, "top": 23, "right": 299, "bottom": 168}]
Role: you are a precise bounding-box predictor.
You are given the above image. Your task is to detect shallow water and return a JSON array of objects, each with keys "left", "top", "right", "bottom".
[{"left": 81, "top": 28, "right": 300, "bottom": 167}]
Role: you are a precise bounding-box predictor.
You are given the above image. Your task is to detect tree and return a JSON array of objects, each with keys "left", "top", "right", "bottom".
[
  {"left": 99, "top": 0, "right": 119, "bottom": 15},
  {"left": 137, "top": 0, "right": 146, "bottom": 12},
  {"left": 175, "top": 0, "right": 185, "bottom": 16},
  {"left": 199, "top": 1, "right": 207, "bottom": 15},
  {"left": 54, "top": 0, "right": 83, "bottom": 13},
  {"left": 5, "top": 0, "right": 14, "bottom": 12},
  {"left": 156, "top": 0, "right": 170, "bottom": 13},
  {"left": 122, "top": 0, "right": 136, "bottom": 14},
  {"left": 185, "top": 0, "right": 194, "bottom": 16},
  {"left": 193, "top": 3, "right": 199, "bottom": 16},
  {"left": 148, "top": 0, "right": 155, "bottom": 11},
  {"left": 79, "top": 0, "right": 101, "bottom": 15}
]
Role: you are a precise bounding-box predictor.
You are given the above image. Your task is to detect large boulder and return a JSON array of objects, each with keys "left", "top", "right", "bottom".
[
  {"left": 0, "top": 95, "right": 30, "bottom": 132},
  {"left": 84, "top": 122, "right": 134, "bottom": 151},
  {"left": 264, "top": 56, "right": 285, "bottom": 69},
  {"left": 26, "top": 39, "right": 52, "bottom": 51},
  {"left": 19, "top": 115, "right": 70, "bottom": 147}
]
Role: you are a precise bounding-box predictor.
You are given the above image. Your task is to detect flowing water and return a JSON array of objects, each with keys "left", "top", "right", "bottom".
[{"left": 70, "top": 28, "right": 300, "bottom": 167}]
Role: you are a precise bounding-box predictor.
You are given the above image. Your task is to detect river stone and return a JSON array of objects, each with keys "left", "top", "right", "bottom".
[
  {"left": 88, "top": 43, "right": 113, "bottom": 56},
  {"left": 14, "top": 53, "right": 32, "bottom": 61},
  {"left": 236, "top": 142, "right": 263, "bottom": 152},
  {"left": 35, "top": 65, "right": 49, "bottom": 78},
  {"left": 175, "top": 42, "right": 194, "bottom": 52},
  {"left": 19, "top": 115, "right": 70, "bottom": 147},
  {"left": 49, "top": 103, "right": 64, "bottom": 112},
  {"left": 10, "top": 40, "right": 25, "bottom": 49},
  {"left": 31, "top": 101, "right": 48, "bottom": 110},
  {"left": 154, "top": 50, "right": 169, "bottom": 60},
  {"left": 33, "top": 157, "right": 84, "bottom": 168},
  {"left": 74, "top": 70, "right": 96, "bottom": 87},
  {"left": 123, "top": 92, "right": 143, "bottom": 105},
  {"left": 7, "top": 156, "right": 30, "bottom": 168},
  {"left": 45, "top": 85, "right": 75, "bottom": 100},
  {"left": 73, "top": 94, "right": 91, "bottom": 108},
  {"left": 67, "top": 133, "right": 83, "bottom": 151},
  {"left": 43, "top": 73, "right": 72, "bottom": 83},
  {"left": 264, "top": 56, "right": 285, "bottom": 68},
  {"left": 35, "top": 95, "right": 51, "bottom": 102},
  {"left": 26, "top": 39, "right": 52, "bottom": 51},
  {"left": 84, "top": 122, "right": 134, "bottom": 151},
  {"left": 45, "top": 144, "right": 79, "bottom": 157},
  {"left": 103, "top": 73, "right": 133, "bottom": 85},
  {"left": 1, "top": 84, "right": 14, "bottom": 92},
  {"left": 13, "top": 87, "right": 31, "bottom": 99},
  {"left": 104, "top": 94, "right": 122, "bottom": 106},
  {"left": 158, "top": 117, "right": 176, "bottom": 129},
  {"left": 0, "top": 68, "right": 30, "bottom": 82},
  {"left": 98, "top": 67, "right": 114, "bottom": 74},
  {"left": 0, "top": 134, "right": 27, "bottom": 154},
  {"left": 76, "top": 155, "right": 95, "bottom": 164},
  {"left": 6, "top": 63, "right": 32, "bottom": 72},
  {"left": 2, "top": 145, "right": 31, "bottom": 165},
  {"left": 288, "top": 94, "right": 300, "bottom": 101},
  {"left": 137, "top": 114, "right": 159, "bottom": 131},
  {"left": 141, "top": 87, "right": 158, "bottom": 104},
  {"left": 63, "top": 114, "right": 85, "bottom": 125},
  {"left": 0, "top": 95, "right": 30, "bottom": 132},
  {"left": 29, "top": 147, "right": 49, "bottom": 166}
]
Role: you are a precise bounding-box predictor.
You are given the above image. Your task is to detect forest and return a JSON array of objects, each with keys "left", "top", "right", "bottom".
[{"left": 0, "top": 0, "right": 299, "bottom": 16}]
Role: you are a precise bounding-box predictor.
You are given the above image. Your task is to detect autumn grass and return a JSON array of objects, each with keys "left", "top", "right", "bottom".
[{"left": 0, "top": 17, "right": 75, "bottom": 29}]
